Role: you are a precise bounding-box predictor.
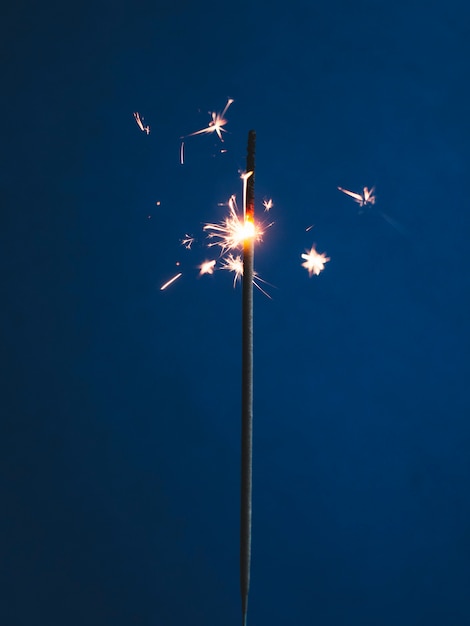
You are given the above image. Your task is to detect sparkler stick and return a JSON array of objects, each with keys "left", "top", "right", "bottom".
[{"left": 241, "top": 130, "right": 255, "bottom": 626}]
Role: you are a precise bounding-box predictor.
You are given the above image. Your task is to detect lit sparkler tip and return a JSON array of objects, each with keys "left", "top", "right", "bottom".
[
  {"left": 301, "top": 246, "right": 330, "bottom": 277},
  {"left": 160, "top": 272, "right": 182, "bottom": 290},
  {"left": 203, "top": 195, "right": 262, "bottom": 254}
]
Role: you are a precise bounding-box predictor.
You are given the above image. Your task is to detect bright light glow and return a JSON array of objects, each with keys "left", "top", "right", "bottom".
[
  {"left": 133, "top": 112, "right": 150, "bottom": 135},
  {"left": 338, "top": 186, "right": 376, "bottom": 207},
  {"left": 204, "top": 195, "right": 262, "bottom": 255},
  {"left": 301, "top": 246, "right": 330, "bottom": 276},
  {"left": 185, "top": 98, "right": 234, "bottom": 142}
]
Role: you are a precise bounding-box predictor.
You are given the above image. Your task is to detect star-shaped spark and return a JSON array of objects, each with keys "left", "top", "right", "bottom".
[
  {"left": 186, "top": 98, "right": 234, "bottom": 142},
  {"left": 338, "top": 186, "right": 375, "bottom": 207},
  {"left": 133, "top": 112, "right": 150, "bottom": 135},
  {"left": 301, "top": 246, "right": 330, "bottom": 277},
  {"left": 203, "top": 195, "right": 262, "bottom": 255},
  {"left": 199, "top": 259, "right": 216, "bottom": 275},
  {"left": 263, "top": 198, "right": 273, "bottom": 212}
]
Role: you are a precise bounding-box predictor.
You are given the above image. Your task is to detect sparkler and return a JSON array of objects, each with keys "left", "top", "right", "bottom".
[
  {"left": 185, "top": 98, "right": 234, "bottom": 142},
  {"left": 133, "top": 112, "right": 150, "bottom": 135},
  {"left": 240, "top": 130, "right": 256, "bottom": 626}
]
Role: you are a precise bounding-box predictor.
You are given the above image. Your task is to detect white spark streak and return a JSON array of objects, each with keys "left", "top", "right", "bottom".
[
  {"left": 133, "top": 112, "right": 150, "bottom": 135},
  {"left": 160, "top": 272, "right": 182, "bottom": 290},
  {"left": 338, "top": 186, "right": 375, "bottom": 207},
  {"left": 185, "top": 98, "right": 234, "bottom": 142}
]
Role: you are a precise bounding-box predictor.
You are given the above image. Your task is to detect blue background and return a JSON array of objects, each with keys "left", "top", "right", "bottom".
[{"left": 1, "top": 1, "right": 469, "bottom": 624}]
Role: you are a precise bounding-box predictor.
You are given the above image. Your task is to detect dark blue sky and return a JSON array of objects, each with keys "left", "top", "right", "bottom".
[{"left": 1, "top": 1, "right": 469, "bottom": 624}]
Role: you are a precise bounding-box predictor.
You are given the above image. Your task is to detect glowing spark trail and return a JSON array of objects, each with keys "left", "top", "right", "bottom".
[
  {"left": 160, "top": 272, "right": 182, "bottom": 290},
  {"left": 180, "top": 141, "right": 185, "bottom": 164},
  {"left": 301, "top": 246, "right": 330, "bottom": 276},
  {"left": 338, "top": 185, "right": 375, "bottom": 207},
  {"left": 185, "top": 98, "right": 234, "bottom": 142},
  {"left": 133, "top": 112, "right": 150, "bottom": 135}
]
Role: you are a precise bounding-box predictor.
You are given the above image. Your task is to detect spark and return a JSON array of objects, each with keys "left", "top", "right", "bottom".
[
  {"left": 203, "top": 194, "right": 261, "bottom": 255},
  {"left": 180, "top": 141, "right": 185, "bottom": 164},
  {"left": 156, "top": 201, "right": 161, "bottom": 206},
  {"left": 306, "top": 224, "right": 314, "bottom": 232},
  {"left": 220, "top": 254, "right": 271, "bottom": 298},
  {"left": 338, "top": 185, "right": 408, "bottom": 236},
  {"left": 181, "top": 234, "right": 195, "bottom": 249},
  {"left": 199, "top": 259, "right": 216, "bottom": 275},
  {"left": 338, "top": 186, "right": 375, "bottom": 207},
  {"left": 263, "top": 198, "right": 273, "bottom": 212},
  {"left": 185, "top": 98, "right": 234, "bottom": 142},
  {"left": 301, "top": 246, "right": 330, "bottom": 277},
  {"left": 160, "top": 272, "right": 182, "bottom": 290},
  {"left": 220, "top": 253, "right": 244, "bottom": 286},
  {"left": 241, "top": 171, "right": 253, "bottom": 217},
  {"left": 133, "top": 112, "right": 150, "bottom": 135}
]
